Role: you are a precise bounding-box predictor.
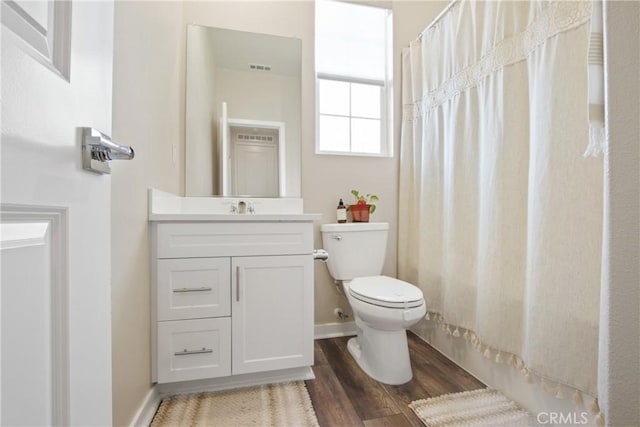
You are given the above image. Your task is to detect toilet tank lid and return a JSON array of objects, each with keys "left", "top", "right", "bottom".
[{"left": 321, "top": 222, "right": 389, "bottom": 232}]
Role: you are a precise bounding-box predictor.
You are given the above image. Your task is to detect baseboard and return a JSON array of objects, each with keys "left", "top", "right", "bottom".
[
  {"left": 156, "top": 366, "right": 315, "bottom": 398},
  {"left": 314, "top": 321, "right": 357, "bottom": 339},
  {"left": 129, "top": 386, "right": 161, "bottom": 427}
]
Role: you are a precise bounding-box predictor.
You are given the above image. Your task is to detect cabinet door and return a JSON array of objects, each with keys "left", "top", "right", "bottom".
[
  {"left": 157, "top": 257, "right": 231, "bottom": 321},
  {"left": 232, "top": 255, "right": 313, "bottom": 375}
]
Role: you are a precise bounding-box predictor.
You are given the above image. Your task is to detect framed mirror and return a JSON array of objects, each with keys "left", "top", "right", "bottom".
[{"left": 185, "top": 25, "right": 302, "bottom": 197}]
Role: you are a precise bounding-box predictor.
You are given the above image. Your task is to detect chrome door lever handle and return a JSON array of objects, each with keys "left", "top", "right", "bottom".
[{"left": 81, "top": 127, "right": 135, "bottom": 174}]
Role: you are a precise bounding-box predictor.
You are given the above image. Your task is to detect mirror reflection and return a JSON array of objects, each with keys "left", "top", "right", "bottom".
[{"left": 185, "top": 25, "right": 302, "bottom": 197}]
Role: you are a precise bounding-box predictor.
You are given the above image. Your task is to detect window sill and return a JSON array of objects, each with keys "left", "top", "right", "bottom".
[{"left": 315, "top": 150, "right": 393, "bottom": 158}]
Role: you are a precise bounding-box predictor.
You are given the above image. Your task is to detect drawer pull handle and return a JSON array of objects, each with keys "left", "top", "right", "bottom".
[
  {"left": 174, "top": 347, "right": 213, "bottom": 356},
  {"left": 173, "top": 287, "right": 212, "bottom": 293}
]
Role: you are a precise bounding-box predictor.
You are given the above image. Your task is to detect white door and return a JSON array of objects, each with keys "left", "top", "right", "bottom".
[
  {"left": 1, "top": 1, "right": 114, "bottom": 425},
  {"left": 231, "top": 255, "right": 313, "bottom": 375},
  {"left": 232, "top": 140, "right": 279, "bottom": 197}
]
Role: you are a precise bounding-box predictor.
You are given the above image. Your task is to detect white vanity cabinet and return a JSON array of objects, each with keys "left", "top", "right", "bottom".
[{"left": 151, "top": 220, "right": 315, "bottom": 386}]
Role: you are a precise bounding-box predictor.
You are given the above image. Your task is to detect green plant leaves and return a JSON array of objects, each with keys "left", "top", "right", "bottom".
[{"left": 350, "top": 189, "right": 379, "bottom": 214}]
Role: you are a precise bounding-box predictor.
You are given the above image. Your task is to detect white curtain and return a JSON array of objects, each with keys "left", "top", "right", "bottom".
[{"left": 399, "top": 0, "right": 603, "bottom": 403}]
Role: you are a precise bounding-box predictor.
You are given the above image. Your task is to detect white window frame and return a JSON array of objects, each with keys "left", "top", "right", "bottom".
[{"left": 315, "top": 3, "right": 393, "bottom": 158}]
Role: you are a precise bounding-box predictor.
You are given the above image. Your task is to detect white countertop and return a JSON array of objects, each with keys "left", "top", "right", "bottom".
[
  {"left": 148, "top": 189, "right": 322, "bottom": 222},
  {"left": 149, "top": 212, "right": 322, "bottom": 222}
]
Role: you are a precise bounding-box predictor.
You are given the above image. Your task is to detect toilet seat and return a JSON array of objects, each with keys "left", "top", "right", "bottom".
[{"left": 349, "top": 276, "right": 424, "bottom": 309}]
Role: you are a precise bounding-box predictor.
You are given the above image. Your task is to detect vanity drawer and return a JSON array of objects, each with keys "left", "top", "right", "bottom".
[
  {"left": 156, "top": 222, "right": 313, "bottom": 258},
  {"left": 157, "top": 257, "right": 231, "bottom": 321},
  {"left": 157, "top": 318, "right": 231, "bottom": 383}
]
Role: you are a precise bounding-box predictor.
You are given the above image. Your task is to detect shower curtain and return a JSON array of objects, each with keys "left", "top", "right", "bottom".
[{"left": 398, "top": 0, "right": 603, "bottom": 402}]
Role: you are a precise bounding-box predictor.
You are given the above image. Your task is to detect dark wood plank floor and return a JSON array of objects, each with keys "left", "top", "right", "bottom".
[{"left": 305, "top": 332, "right": 485, "bottom": 427}]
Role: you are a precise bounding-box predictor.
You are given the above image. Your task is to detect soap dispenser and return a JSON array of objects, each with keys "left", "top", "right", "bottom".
[{"left": 337, "top": 199, "right": 347, "bottom": 223}]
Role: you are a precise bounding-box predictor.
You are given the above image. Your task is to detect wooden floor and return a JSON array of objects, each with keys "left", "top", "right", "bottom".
[{"left": 305, "top": 332, "right": 485, "bottom": 427}]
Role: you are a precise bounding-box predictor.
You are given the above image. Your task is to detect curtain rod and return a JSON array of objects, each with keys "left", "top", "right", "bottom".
[{"left": 417, "top": 0, "right": 458, "bottom": 40}]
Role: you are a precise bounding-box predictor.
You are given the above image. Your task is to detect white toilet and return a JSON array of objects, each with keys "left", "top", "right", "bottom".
[{"left": 321, "top": 222, "right": 426, "bottom": 385}]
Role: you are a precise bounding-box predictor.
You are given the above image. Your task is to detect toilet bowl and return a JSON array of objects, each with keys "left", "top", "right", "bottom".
[
  {"left": 343, "top": 276, "right": 426, "bottom": 385},
  {"left": 320, "top": 223, "right": 426, "bottom": 385}
]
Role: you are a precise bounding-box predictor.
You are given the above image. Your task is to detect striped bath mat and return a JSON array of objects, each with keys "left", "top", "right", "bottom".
[
  {"left": 409, "top": 388, "right": 532, "bottom": 427},
  {"left": 151, "top": 381, "right": 319, "bottom": 427}
]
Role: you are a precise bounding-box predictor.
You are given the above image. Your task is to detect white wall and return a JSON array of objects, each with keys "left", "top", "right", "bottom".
[
  {"left": 111, "top": 2, "right": 184, "bottom": 426},
  {"left": 598, "top": 1, "right": 640, "bottom": 425}
]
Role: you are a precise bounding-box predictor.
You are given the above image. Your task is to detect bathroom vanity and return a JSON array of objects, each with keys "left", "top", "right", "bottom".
[{"left": 148, "top": 189, "right": 320, "bottom": 392}]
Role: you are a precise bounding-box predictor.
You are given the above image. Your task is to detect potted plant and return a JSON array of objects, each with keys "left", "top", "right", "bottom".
[{"left": 348, "top": 190, "right": 379, "bottom": 222}]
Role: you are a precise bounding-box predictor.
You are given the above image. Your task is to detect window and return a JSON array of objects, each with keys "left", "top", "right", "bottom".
[{"left": 315, "top": 0, "right": 393, "bottom": 156}]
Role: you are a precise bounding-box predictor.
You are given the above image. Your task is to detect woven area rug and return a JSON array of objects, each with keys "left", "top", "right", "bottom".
[
  {"left": 409, "top": 388, "right": 532, "bottom": 427},
  {"left": 151, "top": 381, "right": 319, "bottom": 427}
]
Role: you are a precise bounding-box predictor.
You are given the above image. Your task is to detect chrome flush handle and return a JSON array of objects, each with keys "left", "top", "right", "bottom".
[{"left": 331, "top": 234, "right": 343, "bottom": 241}]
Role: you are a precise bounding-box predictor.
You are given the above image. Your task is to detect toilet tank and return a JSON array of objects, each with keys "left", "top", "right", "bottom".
[{"left": 320, "top": 222, "right": 389, "bottom": 281}]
